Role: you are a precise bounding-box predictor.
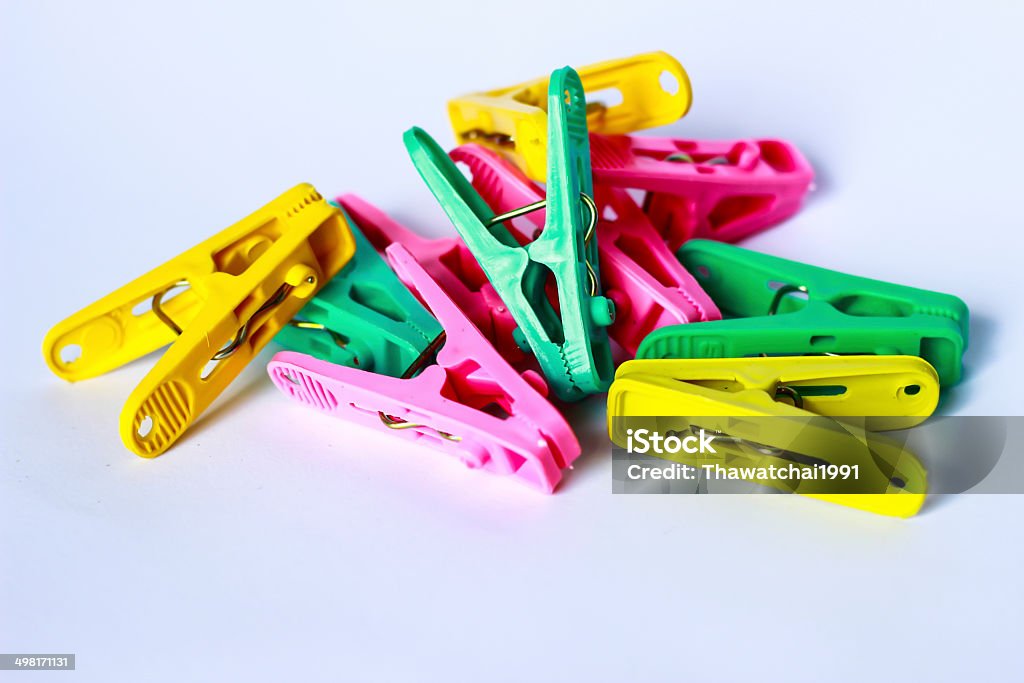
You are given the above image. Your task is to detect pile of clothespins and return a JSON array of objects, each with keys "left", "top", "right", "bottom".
[{"left": 43, "top": 52, "right": 968, "bottom": 517}]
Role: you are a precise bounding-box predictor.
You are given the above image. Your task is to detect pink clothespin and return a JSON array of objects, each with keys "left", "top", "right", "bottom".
[
  {"left": 589, "top": 135, "right": 814, "bottom": 249},
  {"left": 449, "top": 143, "right": 721, "bottom": 358},
  {"left": 336, "top": 194, "right": 527, "bottom": 365},
  {"left": 267, "top": 244, "right": 580, "bottom": 493}
]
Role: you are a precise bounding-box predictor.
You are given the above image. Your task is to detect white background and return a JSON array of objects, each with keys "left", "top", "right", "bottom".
[{"left": 3, "top": 1, "right": 1023, "bottom": 681}]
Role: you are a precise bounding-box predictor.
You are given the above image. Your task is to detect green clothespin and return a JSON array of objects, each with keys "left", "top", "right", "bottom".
[
  {"left": 637, "top": 239, "right": 969, "bottom": 386},
  {"left": 402, "top": 66, "right": 615, "bottom": 402},
  {"left": 274, "top": 205, "right": 443, "bottom": 377}
]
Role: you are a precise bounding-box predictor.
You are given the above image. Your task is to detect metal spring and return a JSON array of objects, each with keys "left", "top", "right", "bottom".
[
  {"left": 152, "top": 280, "right": 297, "bottom": 362},
  {"left": 665, "top": 152, "right": 731, "bottom": 165},
  {"left": 486, "top": 192, "right": 601, "bottom": 296},
  {"left": 376, "top": 332, "right": 462, "bottom": 442}
]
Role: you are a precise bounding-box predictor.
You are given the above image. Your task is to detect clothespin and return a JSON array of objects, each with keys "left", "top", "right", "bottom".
[
  {"left": 449, "top": 51, "right": 692, "bottom": 181},
  {"left": 335, "top": 194, "right": 527, "bottom": 365},
  {"left": 42, "top": 184, "right": 355, "bottom": 457},
  {"left": 267, "top": 244, "right": 581, "bottom": 493},
  {"left": 590, "top": 135, "right": 815, "bottom": 248},
  {"left": 608, "top": 356, "right": 941, "bottom": 517},
  {"left": 273, "top": 203, "right": 443, "bottom": 377},
  {"left": 637, "top": 240, "right": 969, "bottom": 386},
  {"left": 449, "top": 142, "right": 722, "bottom": 358},
  {"left": 404, "top": 66, "right": 616, "bottom": 401}
]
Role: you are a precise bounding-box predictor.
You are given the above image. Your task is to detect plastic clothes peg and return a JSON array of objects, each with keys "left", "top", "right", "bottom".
[
  {"left": 267, "top": 244, "right": 581, "bottom": 493},
  {"left": 449, "top": 51, "right": 692, "bottom": 181},
  {"left": 43, "top": 185, "right": 355, "bottom": 456},
  {"left": 637, "top": 240, "right": 969, "bottom": 386},
  {"left": 405, "top": 66, "right": 615, "bottom": 401},
  {"left": 449, "top": 142, "right": 721, "bottom": 358},
  {"left": 274, "top": 205, "right": 443, "bottom": 377},
  {"left": 608, "top": 356, "right": 941, "bottom": 517},
  {"left": 589, "top": 135, "right": 814, "bottom": 248}
]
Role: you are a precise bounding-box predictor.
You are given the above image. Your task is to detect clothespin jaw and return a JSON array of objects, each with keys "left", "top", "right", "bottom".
[
  {"left": 611, "top": 356, "right": 940, "bottom": 430},
  {"left": 273, "top": 205, "right": 443, "bottom": 377},
  {"left": 589, "top": 136, "right": 815, "bottom": 248},
  {"left": 267, "top": 244, "right": 581, "bottom": 493},
  {"left": 450, "top": 142, "right": 721, "bottom": 358},
  {"left": 637, "top": 240, "right": 969, "bottom": 386},
  {"left": 43, "top": 184, "right": 355, "bottom": 457},
  {"left": 449, "top": 52, "right": 692, "bottom": 181},
  {"left": 607, "top": 356, "right": 935, "bottom": 517},
  {"left": 335, "top": 194, "right": 527, "bottom": 364},
  {"left": 404, "top": 67, "right": 616, "bottom": 401}
]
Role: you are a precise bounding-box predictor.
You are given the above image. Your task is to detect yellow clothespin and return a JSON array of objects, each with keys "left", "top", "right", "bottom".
[
  {"left": 43, "top": 184, "right": 356, "bottom": 457},
  {"left": 448, "top": 51, "right": 692, "bottom": 182},
  {"left": 607, "top": 356, "right": 941, "bottom": 517}
]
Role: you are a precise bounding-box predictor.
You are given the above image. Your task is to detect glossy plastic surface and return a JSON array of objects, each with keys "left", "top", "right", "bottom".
[
  {"left": 608, "top": 356, "right": 939, "bottom": 517},
  {"left": 43, "top": 185, "right": 355, "bottom": 456},
  {"left": 450, "top": 142, "right": 720, "bottom": 358},
  {"left": 267, "top": 244, "right": 580, "bottom": 493},
  {"left": 449, "top": 52, "right": 692, "bottom": 181},
  {"left": 590, "top": 135, "right": 814, "bottom": 248},
  {"left": 610, "top": 356, "right": 940, "bottom": 430},
  {"left": 405, "top": 67, "right": 615, "bottom": 401},
  {"left": 336, "top": 194, "right": 526, "bottom": 365},
  {"left": 274, "top": 205, "right": 443, "bottom": 376},
  {"left": 638, "top": 240, "right": 969, "bottom": 386}
]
